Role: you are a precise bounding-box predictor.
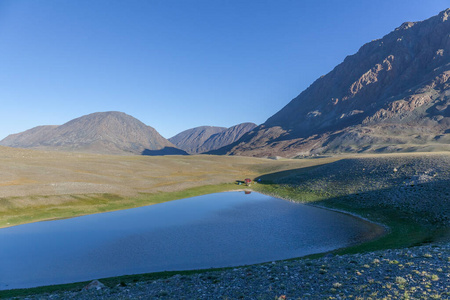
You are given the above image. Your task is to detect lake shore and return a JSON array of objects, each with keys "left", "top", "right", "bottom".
[
  {"left": 0, "top": 192, "right": 384, "bottom": 291},
  {"left": 0, "top": 148, "right": 331, "bottom": 229},
  {"left": 254, "top": 153, "right": 450, "bottom": 251},
  {"left": 12, "top": 242, "right": 447, "bottom": 299},
  {"left": 1, "top": 152, "right": 449, "bottom": 299}
]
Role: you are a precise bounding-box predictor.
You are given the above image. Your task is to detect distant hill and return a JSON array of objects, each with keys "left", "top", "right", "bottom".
[
  {"left": 218, "top": 9, "right": 450, "bottom": 157},
  {"left": 169, "top": 126, "right": 226, "bottom": 154},
  {"left": 0, "top": 111, "right": 187, "bottom": 155},
  {"left": 170, "top": 123, "right": 257, "bottom": 154},
  {"left": 200, "top": 123, "right": 257, "bottom": 154}
]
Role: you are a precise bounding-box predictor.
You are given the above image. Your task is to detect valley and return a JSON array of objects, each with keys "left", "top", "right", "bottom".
[
  {"left": 0, "top": 6, "right": 449, "bottom": 300},
  {"left": 0, "top": 148, "right": 449, "bottom": 299}
]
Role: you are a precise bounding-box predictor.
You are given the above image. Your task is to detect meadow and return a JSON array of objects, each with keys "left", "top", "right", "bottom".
[{"left": 0, "top": 146, "right": 335, "bottom": 228}]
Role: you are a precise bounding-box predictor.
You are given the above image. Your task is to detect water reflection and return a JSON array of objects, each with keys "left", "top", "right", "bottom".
[{"left": 0, "top": 192, "right": 382, "bottom": 290}]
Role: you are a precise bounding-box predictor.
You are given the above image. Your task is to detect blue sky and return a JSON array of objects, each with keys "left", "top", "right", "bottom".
[{"left": 0, "top": 1, "right": 447, "bottom": 140}]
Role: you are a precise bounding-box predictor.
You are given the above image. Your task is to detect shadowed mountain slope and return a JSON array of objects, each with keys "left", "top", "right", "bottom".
[
  {"left": 219, "top": 9, "right": 450, "bottom": 157},
  {"left": 169, "top": 123, "right": 256, "bottom": 154},
  {"left": 169, "top": 126, "right": 226, "bottom": 154},
  {"left": 200, "top": 122, "right": 257, "bottom": 154},
  {"left": 0, "top": 111, "right": 183, "bottom": 155}
]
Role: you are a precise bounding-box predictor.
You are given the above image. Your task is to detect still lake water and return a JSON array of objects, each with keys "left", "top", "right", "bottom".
[{"left": 0, "top": 192, "right": 382, "bottom": 290}]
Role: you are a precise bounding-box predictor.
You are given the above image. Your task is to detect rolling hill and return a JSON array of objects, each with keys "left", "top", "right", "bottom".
[{"left": 0, "top": 111, "right": 187, "bottom": 155}]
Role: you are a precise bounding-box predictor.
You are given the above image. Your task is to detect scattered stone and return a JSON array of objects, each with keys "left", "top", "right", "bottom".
[{"left": 82, "top": 280, "right": 105, "bottom": 291}]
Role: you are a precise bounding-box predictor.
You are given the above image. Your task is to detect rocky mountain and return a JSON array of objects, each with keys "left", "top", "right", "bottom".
[
  {"left": 219, "top": 9, "right": 450, "bottom": 157},
  {"left": 0, "top": 111, "right": 187, "bottom": 155},
  {"left": 170, "top": 123, "right": 257, "bottom": 154},
  {"left": 169, "top": 126, "right": 227, "bottom": 154},
  {"left": 200, "top": 122, "right": 257, "bottom": 154}
]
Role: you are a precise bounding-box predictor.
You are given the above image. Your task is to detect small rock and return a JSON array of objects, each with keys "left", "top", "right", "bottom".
[{"left": 83, "top": 280, "right": 105, "bottom": 291}]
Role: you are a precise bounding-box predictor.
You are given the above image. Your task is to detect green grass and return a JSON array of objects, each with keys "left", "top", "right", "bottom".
[
  {"left": 0, "top": 183, "right": 243, "bottom": 228},
  {"left": 0, "top": 183, "right": 250, "bottom": 298},
  {"left": 253, "top": 183, "right": 448, "bottom": 254}
]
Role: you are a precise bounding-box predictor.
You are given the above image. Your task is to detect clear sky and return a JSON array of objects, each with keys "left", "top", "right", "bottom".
[{"left": 0, "top": 1, "right": 447, "bottom": 140}]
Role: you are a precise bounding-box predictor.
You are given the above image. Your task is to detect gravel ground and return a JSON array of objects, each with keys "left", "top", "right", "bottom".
[
  {"left": 265, "top": 153, "right": 450, "bottom": 226},
  {"left": 14, "top": 243, "right": 450, "bottom": 299}
]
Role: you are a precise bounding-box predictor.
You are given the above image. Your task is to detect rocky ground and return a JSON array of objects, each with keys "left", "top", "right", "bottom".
[
  {"left": 11, "top": 243, "right": 450, "bottom": 299},
  {"left": 262, "top": 153, "right": 450, "bottom": 227}
]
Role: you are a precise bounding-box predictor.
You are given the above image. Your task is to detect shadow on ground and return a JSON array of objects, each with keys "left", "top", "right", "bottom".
[
  {"left": 254, "top": 164, "right": 450, "bottom": 250},
  {"left": 142, "top": 147, "right": 189, "bottom": 156}
]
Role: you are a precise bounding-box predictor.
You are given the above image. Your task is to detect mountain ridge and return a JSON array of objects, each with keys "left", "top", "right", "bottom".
[
  {"left": 170, "top": 123, "right": 256, "bottom": 154},
  {"left": 169, "top": 126, "right": 227, "bottom": 154},
  {"left": 199, "top": 122, "right": 257, "bottom": 154},
  {"left": 217, "top": 8, "right": 450, "bottom": 157}
]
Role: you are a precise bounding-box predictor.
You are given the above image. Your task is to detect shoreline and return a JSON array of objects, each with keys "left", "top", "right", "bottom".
[
  {"left": 1, "top": 189, "right": 385, "bottom": 292},
  {"left": 0, "top": 189, "right": 399, "bottom": 298},
  {"left": 252, "top": 189, "right": 391, "bottom": 246},
  {"left": 2, "top": 153, "right": 449, "bottom": 298},
  {"left": 4, "top": 241, "right": 449, "bottom": 299}
]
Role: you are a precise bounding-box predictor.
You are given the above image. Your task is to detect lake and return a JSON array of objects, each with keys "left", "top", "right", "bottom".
[{"left": 0, "top": 192, "right": 383, "bottom": 290}]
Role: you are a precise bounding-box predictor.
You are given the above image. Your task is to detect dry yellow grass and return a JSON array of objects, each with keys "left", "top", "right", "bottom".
[
  {"left": 4, "top": 146, "right": 449, "bottom": 229},
  {"left": 7, "top": 145, "right": 442, "bottom": 229},
  {"left": 0, "top": 146, "right": 336, "bottom": 227}
]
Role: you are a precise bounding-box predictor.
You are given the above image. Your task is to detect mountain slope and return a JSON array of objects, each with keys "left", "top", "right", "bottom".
[
  {"left": 0, "top": 111, "right": 186, "bottom": 155},
  {"left": 169, "top": 123, "right": 257, "bottom": 154},
  {"left": 221, "top": 8, "right": 450, "bottom": 157},
  {"left": 169, "top": 126, "right": 227, "bottom": 154},
  {"left": 199, "top": 122, "right": 257, "bottom": 153}
]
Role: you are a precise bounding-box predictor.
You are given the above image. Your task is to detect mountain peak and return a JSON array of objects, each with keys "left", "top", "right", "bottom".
[
  {"left": 170, "top": 123, "right": 257, "bottom": 154},
  {"left": 222, "top": 9, "right": 450, "bottom": 157},
  {"left": 169, "top": 126, "right": 227, "bottom": 154},
  {"left": 395, "top": 21, "right": 416, "bottom": 31},
  {"left": 439, "top": 8, "right": 450, "bottom": 22},
  {"left": 394, "top": 8, "right": 449, "bottom": 32},
  {"left": 0, "top": 112, "right": 182, "bottom": 155}
]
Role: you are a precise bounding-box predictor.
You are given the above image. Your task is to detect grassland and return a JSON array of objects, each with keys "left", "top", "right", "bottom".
[
  {"left": 1, "top": 147, "right": 448, "bottom": 249},
  {"left": 0, "top": 146, "right": 336, "bottom": 228},
  {"left": 1, "top": 147, "right": 449, "bottom": 298}
]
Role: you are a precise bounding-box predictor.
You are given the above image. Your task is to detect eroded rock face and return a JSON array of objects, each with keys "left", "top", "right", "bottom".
[{"left": 223, "top": 9, "right": 450, "bottom": 157}]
